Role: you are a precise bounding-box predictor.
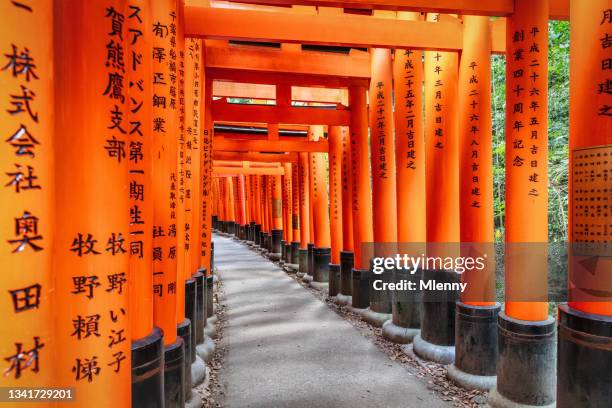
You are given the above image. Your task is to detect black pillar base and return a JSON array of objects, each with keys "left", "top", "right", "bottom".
[
  {"left": 488, "top": 312, "right": 556, "bottom": 408},
  {"left": 206, "top": 275, "right": 214, "bottom": 319},
  {"left": 194, "top": 269, "right": 206, "bottom": 345},
  {"left": 418, "top": 269, "right": 458, "bottom": 362},
  {"left": 313, "top": 247, "right": 331, "bottom": 282},
  {"left": 280, "top": 240, "right": 287, "bottom": 262},
  {"left": 382, "top": 268, "right": 422, "bottom": 344},
  {"left": 254, "top": 224, "right": 262, "bottom": 246},
  {"left": 284, "top": 243, "right": 292, "bottom": 264},
  {"left": 447, "top": 302, "right": 500, "bottom": 390},
  {"left": 249, "top": 221, "right": 256, "bottom": 241},
  {"left": 218, "top": 221, "right": 225, "bottom": 233},
  {"left": 307, "top": 243, "right": 315, "bottom": 276},
  {"left": 212, "top": 215, "right": 218, "bottom": 231},
  {"left": 177, "top": 319, "right": 192, "bottom": 401},
  {"left": 351, "top": 268, "right": 370, "bottom": 309},
  {"left": 557, "top": 304, "right": 611, "bottom": 408},
  {"left": 164, "top": 337, "right": 185, "bottom": 408},
  {"left": 339, "top": 251, "right": 354, "bottom": 296},
  {"left": 131, "top": 327, "right": 164, "bottom": 408},
  {"left": 298, "top": 248, "right": 308, "bottom": 275},
  {"left": 369, "top": 266, "right": 392, "bottom": 315},
  {"left": 262, "top": 232, "right": 270, "bottom": 252},
  {"left": 328, "top": 263, "right": 341, "bottom": 297},
  {"left": 271, "top": 229, "right": 283, "bottom": 255},
  {"left": 185, "top": 279, "right": 197, "bottom": 363},
  {"left": 290, "top": 241, "right": 300, "bottom": 265}
]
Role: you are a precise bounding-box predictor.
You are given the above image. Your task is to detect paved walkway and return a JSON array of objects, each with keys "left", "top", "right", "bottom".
[{"left": 214, "top": 234, "right": 449, "bottom": 408}]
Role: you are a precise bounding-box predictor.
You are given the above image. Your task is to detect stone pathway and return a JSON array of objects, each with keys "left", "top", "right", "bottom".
[{"left": 214, "top": 234, "right": 450, "bottom": 408}]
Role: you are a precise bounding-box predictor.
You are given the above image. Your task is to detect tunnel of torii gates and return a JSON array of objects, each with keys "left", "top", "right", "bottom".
[{"left": 0, "top": 0, "right": 610, "bottom": 407}]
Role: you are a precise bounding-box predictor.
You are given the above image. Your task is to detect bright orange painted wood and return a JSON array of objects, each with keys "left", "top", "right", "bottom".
[
  {"left": 214, "top": 138, "right": 328, "bottom": 153},
  {"left": 208, "top": 67, "right": 369, "bottom": 88},
  {"left": 1, "top": 0, "right": 54, "bottom": 395},
  {"left": 458, "top": 16, "right": 496, "bottom": 306},
  {"left": 424, "top": 14, "right": 460, "bottom": 259},
  {"left": 504, "top": 0, "right": 549, "bottom": 321},
  {"left": 175, "top": 0, "right": 187, "bottom": 324},
  {"left": 340, "top": 126, "right": 354, "bottom": 251},
  {"left": 567, "top": 0, "right": 612, "bottom": 317},
  {"left": 223, "top": 0, "right": 569, "bottom": 19},
  {"left": 200, "top": 76, "right": 214, "bottom": 276},
  {"left": 393, "top": 13, "right": 426, "bottom": 244},
  {"left": 272, "top": 175, "right": 283, "bottom": 230},
  {"left": 212, "top": 98, "right": 350, "bottom": 125},
  {"left": 126, "top": 0, "right": 154, "bottom": 340},
  {"left": 369, "top": 48, "right": 398, "bottom": 248},
  {"left": 349, "top": 87, "right": 374, "bottom": 269},
  {"left": 185, "top": 38, "right": 203, "bottom": 276},
  {"left": 54, "top": 0, "right": 131, "bottom": 403},
  {"left": 213, "top": 151, "right": 298, "bottom": 163},
  {"left": 310, "top": 126, "right": 331, "bottom": 247},
  {"left": 291, "top": 161, "right": 301, "bottom": 240},
  {"left": 214, "top": 166, "right": 285, "bottom": 175},
  {"left": 283, "top": 163, "right": 294, "bottom": 242},
  {"left": 329, "top": 126, "right": 344, "bottom": 263},
  {"left": 187, "top": 6, "right": 463, "bottom": 51},
  {"left": 299, "top": 152, "right": 311, "bottom": 248}
]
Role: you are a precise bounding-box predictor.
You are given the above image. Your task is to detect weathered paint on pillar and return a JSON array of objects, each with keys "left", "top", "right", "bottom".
[
  {"left": 505, "top": 0, "right": 549, "bottom": 321},
  {"left": 299, "top": 152, "right": 311, "bottom": 249},
  {"left": 340, "top": 126, "right": 354, "bottom": 251},
  {"left": 393, "top": 13, "right": 426, "bottom": 244},
  {"left": 329, "top": 126, "right": 344, "bottom": 264},
  {"left": 369, "top": 48, "right": 398, "bottom": 247},
  {"left": 151, "top": 0, "right": 179, "bottom": 345},
  {"left": 185, "top": 38, "right": 202, "bottom": 274},
  {"left": 310, "top": 126, "right": 331, "bottom": 248},
  {"left": 127, "top": 0, "right": 154, "bottom": 340},
  {"left": 291, "top": 162, "right": 300, "bottom": 240},
  {"left": 349, "top": 86, "right": 374, "bottom": 269},
  {"left": 1, "top": 0, "right": 54, "bottom": 393},
  {"left": 424, "top": 14, "right": 460, "bottom": 253},
  {"left": 54, "top": 0, "right": 130, "bottom": 402},
  {"left": 568, "top": 0, "right": 612, "bottom": 316},
  {"left": 458, "top": 16, "right": 496, "bottom": 306}
]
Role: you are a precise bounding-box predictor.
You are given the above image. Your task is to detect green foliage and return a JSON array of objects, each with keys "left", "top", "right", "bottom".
[{"left": 491, "top": 21, "right": 569, "bottom": 243}]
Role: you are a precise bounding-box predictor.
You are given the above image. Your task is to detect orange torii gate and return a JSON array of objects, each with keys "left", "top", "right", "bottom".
[{"left": 2, "top": 1, "right": 611, "bottom": 408}]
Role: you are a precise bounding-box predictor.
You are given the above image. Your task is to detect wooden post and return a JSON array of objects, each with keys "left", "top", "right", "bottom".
[
  {"left": 366, "top": 48, "right": 396, "bottom": 321},
  {"left": 328, "top": 126, "right": 344, "bottom": 296},
  {"left": 1, "top": 0, "right": 54, "bottom": 394},
  {"left": 413, "top": 13, "right": 460, "bottom": 364},
  {"left": 54, "top": 1, "right": 130, "bottom": 404},
  {"left": 489, "top": 1, "right": 556, "bottom": 406},
  {"left": 348, "top": 86, "right": 374, "bottom": 309},
  {"left": 557, "top": 2, "right": 612, "bottom": 406}
]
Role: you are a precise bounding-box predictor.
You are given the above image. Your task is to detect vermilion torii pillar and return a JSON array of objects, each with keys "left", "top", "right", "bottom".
[
  {"left": 297, "top": 152, "right": 311, "bottom": 277},
  {"left": 383, "top": 11, "right": 425, "bottom": 345},
  {"left": 364, "top": 48, "right": 396, "bottom": 326},
  {"left": 150, "top": 0, "right": 185, "bottom": 406},
  {"left": 489, "top": 1, "right": 556, "bottom": 406},
  {"left": 557, "top": 2, "right": 612, "bottom": 406},
  {"left": 1, "top": 0, "right": 54, "bottom": 396},
  {"left": 447, "top": 15, "right": 500, "bottom": 391},
  {"left": 412, "top": 13, "right": 460, "bottom": 365},
  {"left": 269, "top": 174, "right": 283, "bottom": 260},
  {"left": 309, "top": 126, "right": 332, "bottom": 290},
  {"left": 281, "top": 162, "right": 294, "bottom": 266},
  {"left": 337, "top": 125, "right": 355, "bottom": 305},
  {"left": 126, "top": 1, "right": 164, "bottom": 406},
  {"left": 54, "top": 1, "right": 130, "bottom": 405},
  {"left": 347, "top": 86, "right": 374, "bottom": 311},
  {"left": 328, "top": 126, "right": 344, "bottom": 297},
  {"left": 289, "top": 162, "right": 301, "bottom": 270}
]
